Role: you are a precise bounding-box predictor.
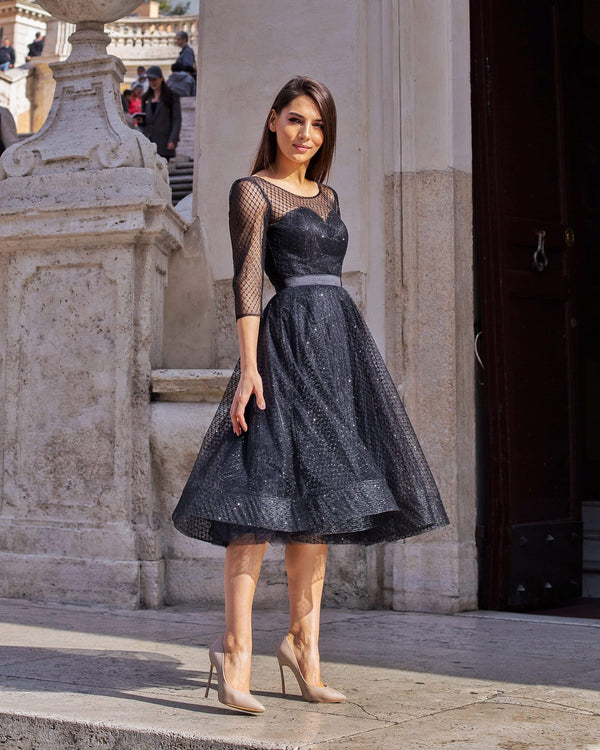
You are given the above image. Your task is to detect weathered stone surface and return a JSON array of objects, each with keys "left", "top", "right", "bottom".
[
  {"left": 163, "top": 206, "right": 215, "bottom": 369},
  {"left": 36, "top": 0, "right": 141, "bottom": 24},
  {"left": 151, "top": 369, "right": 232, "bottom": 402},
  {"left": 0, "top": 599, "right": 598, "bottom": 750},
  {"left": 385, "top": 169, "right": 477, "bottom": 613}
]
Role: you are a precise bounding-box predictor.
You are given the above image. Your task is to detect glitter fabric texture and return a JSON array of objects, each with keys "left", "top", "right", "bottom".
[{"left": 172, "top": 177, "right": 449, "bottom": 546}]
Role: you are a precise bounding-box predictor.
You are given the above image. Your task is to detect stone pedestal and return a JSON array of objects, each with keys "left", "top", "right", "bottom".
[{"left": 0, "top": 6, "right": 185, "bottom": 607}]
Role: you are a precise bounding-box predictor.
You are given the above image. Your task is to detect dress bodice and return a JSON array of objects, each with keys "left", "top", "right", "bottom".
[{"left": 229, "top": 176, "right": 349, "bottom": 319}]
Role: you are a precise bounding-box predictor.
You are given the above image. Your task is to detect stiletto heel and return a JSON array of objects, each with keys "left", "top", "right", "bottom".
[
  {"left": 276, "top": 635, "right": 346, "bottom": 703},
  {"left": 279, "top": 662, "right": 286, "bottom": 696},
  {"left": 204, "top": 663, "right": 214, "bottom": 698},
  {"left": 205, "top": 638, "right": 265, "bottom": 714}
]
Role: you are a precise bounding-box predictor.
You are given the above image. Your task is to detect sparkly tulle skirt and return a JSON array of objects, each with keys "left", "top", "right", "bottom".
[{"left": 172, "top": 285, "right": 449, "bottom": 546}]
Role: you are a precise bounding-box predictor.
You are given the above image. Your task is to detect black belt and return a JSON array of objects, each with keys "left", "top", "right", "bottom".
[{"left": 281, "top": 274, "right": 342, "bottom": 289}]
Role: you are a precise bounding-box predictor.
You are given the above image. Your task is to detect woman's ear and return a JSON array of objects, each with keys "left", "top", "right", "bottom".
[{"left": 268, "top": 109, "right": 277, "bottom": 132}]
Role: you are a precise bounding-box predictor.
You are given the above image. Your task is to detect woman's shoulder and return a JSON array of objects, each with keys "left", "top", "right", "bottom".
[
  {"left": 229, "top": 176, "right": 270, "bottom": 211},
  {"left": 230, "top": 175, "right": 269, "bottom": 197},
  {"left": 320, "top": 183, "right": 339, "bottom": 206}
]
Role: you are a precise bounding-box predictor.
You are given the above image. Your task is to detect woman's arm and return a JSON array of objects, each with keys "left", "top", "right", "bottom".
[
  {"left": 167, "top": 92, "right": 182, "bottom": 150},
  {"left": 230, "top": 316, "right": 266, "bottom": 436},
  {"left": 228, "top": 178, "right": 269, "bottom": 434}
]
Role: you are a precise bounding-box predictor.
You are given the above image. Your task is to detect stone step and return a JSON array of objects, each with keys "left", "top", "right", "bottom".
[
  {"left": 169, "top": 171, "right": 194, "bottom": 181},
  {"left": 582, "top": 501, "right": 600, "bottom": 597},
  {"left": 0, "top": 715, "right": 236, "bottom": 750},
  {"left": 169, "top": 165, "right": 194, "bottom": 174},
  {"left": 168, "top": 159, "right": 194, "bottom": 204},
  {"left": 151, "top": 368, "right": 232, "bottom": 402}
]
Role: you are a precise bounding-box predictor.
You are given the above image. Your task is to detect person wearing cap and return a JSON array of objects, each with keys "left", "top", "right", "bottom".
[
  {"left": 175, "top": 30, "right": 195, "bottom": 74},
  {"left": 140, "top": 65, "right": 181, "bottom": 161}
]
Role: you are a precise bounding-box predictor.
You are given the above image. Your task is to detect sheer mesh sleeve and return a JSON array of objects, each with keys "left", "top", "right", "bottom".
[
  {"left": 322, "top": 184, "right": 341, "bottom": 218},
  {"left": 229, "top": 178, "right": 269, "bottom": 319}
]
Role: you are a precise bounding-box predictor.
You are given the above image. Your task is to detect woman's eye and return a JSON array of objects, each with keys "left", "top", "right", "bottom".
[
  {"left": 313, "top": 123, "right": 324, "bottom": 130},
  {"left": 289, "top": 117, "right": 301, "bottom": 124}
]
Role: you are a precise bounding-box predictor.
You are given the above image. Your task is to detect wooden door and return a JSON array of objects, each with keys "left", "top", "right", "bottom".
[{"left": 471, "top": 0, "right": 583, "bottom": 609}]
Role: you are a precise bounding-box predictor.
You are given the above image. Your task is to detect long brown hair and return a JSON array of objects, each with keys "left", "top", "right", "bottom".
[{"left": 251, "top": 77, "right": 337, "bottom": 184}]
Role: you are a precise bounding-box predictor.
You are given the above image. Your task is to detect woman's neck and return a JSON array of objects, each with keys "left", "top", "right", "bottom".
[{"left": 263, "top": 162, "right": 311, "bottom": 189}]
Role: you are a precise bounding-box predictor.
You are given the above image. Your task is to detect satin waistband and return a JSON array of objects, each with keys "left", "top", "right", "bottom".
[{"left": 280, "top": 274, "right": 342, "bottom": 289}]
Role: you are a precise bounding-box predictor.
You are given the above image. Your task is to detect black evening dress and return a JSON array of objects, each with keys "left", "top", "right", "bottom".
[{"left": 172, "top": 177, "right": 449, "bottom": 546}]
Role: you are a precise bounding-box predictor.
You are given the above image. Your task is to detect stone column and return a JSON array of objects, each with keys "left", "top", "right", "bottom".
[
  {"left": 0, "top": 1, "right": 184, "bottom": 607},
  {"left": 385, "top": 0, "right": 477, "bottom": 613}
]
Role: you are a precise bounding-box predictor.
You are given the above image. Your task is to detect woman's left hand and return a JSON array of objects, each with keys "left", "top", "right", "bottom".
[{"left": 167, "top": 142, "right": 175, "bottom": 150}]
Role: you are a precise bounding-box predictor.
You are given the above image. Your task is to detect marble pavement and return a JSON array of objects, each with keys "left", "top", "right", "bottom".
[{"left": 0, "top": 598, "right": 598, "bottom": 749}]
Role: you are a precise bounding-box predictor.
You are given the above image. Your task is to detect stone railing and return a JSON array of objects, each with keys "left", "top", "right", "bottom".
[{"left": 106, "top": 13, "right": 198, "bottom": 52}]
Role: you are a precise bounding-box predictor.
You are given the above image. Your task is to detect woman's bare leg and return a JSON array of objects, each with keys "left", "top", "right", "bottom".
[
  {"left": 285, "top": 541, "right": 327, "bottom": 686},
  {"left": 222, "top": 539, "right": 268, "bottom": 692}
]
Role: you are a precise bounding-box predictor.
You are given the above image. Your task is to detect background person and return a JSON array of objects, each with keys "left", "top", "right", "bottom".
[
  {"left": 140, "top": 65, "right": 181, "bottom": 160},
  {"left": 174, "top": 30, "right": 195, "bottom": 74},
  {"left": 166, "top": 61, "right": 196, "bottom": 98},
  {"left": 26, "top": 32, "right": 44, "bottom": 61},
  {"left": 131, "top": 65, "right": 149, "bottom": 94},
  {"left": 128, "top": 84, "right": 144, "bottom": 115},
  {"left": 0, "top": 39, "right": 15, "bottom": 71}
]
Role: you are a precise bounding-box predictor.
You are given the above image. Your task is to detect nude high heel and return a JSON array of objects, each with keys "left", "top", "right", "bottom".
[
  {"left": 276, "top": 635, "right": 346, "bottom": 703},
  {"left": 205, "top": 638, "right": 265, "bottom": 714}
]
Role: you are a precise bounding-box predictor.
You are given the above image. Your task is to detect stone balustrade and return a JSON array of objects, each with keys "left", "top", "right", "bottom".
[{"left": 107, "top": 14, "right": 198, "bottom": 63}]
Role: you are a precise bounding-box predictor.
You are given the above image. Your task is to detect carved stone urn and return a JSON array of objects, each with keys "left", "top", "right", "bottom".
[{"left": 0, "top": 0, "right": 167, "bottom": 184}]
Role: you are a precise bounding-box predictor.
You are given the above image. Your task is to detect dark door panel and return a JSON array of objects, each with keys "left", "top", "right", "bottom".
[{"left": 471, "top": 0, "right": 582, "bottom": 609}]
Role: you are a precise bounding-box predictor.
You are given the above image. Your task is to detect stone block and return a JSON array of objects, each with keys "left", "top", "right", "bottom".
[{"left": 0, "top": 553, "right": 140, "bottom": 607}]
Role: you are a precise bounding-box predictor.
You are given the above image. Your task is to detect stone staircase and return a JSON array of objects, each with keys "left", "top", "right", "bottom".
[
  {"left": 168, "top": 96, "right": 196, "bottom": 205},
  {"left": 168, "top": 157, "right": 194, "bottom": 204}
]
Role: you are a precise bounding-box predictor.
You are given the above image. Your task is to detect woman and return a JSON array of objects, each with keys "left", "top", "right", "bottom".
[
  {"left": 140, "top": 65, "right": 181, "bottom": 160},
  {"left": 172, "top": 77, "right": 449, "bottom": 714}
]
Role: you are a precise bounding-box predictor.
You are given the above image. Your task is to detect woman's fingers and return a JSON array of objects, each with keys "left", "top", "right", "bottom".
[
  {"left": 255, "top": 380, "right": 266, "bottom": 410},
  {"left": 230, "top": 394, "right": 246, "bottom": 435},
  {"left": 230, "top": 375, "right": 266, "bottom": 435},
  {"left": 235, "top": 394, "right": 249, "bottom": 433}
]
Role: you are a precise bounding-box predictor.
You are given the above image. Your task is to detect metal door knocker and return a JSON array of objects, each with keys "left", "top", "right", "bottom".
[{"left": 533, "top": 230, "right": 548, "bottom": 272}]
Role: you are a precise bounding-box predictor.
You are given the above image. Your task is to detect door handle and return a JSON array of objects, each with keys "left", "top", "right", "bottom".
[{"left": 533, "top": 230, "right": 548, "bottom": 272}]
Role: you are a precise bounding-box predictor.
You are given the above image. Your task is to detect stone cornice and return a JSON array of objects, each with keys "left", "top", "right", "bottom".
[{"left": 0, "top": 1, "right": 50, "bottom": 20}]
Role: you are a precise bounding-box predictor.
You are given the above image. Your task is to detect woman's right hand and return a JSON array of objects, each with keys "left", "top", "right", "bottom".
[{"left": 230, "top": 368, "right": 266, "bottom": 436}]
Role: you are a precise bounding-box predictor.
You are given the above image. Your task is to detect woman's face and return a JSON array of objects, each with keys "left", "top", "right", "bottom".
[
  {"left": 148, "top": 76, "right": 162, "bottom": 93},
  {"left": 269, "top": 95, "right": 324, "bottom": 169}
]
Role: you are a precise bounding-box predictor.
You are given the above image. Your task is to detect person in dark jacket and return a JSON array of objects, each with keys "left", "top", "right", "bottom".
[
  {"left": 140, "top": 65, "right": 181, "bottom": 160},
  {"left": 26, "top": 32, "right": 44, "bottom": 61},
  {"left": 0, "top": 39, "right": 16, "bottom": 71},
  {"left": 175, "top": 30, "right": 195, "bottom": 74}
]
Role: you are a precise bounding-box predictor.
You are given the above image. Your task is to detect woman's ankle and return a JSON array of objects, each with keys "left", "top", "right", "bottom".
[{"left": 222, "top": 632, "right": 252, "bottom": 654}]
